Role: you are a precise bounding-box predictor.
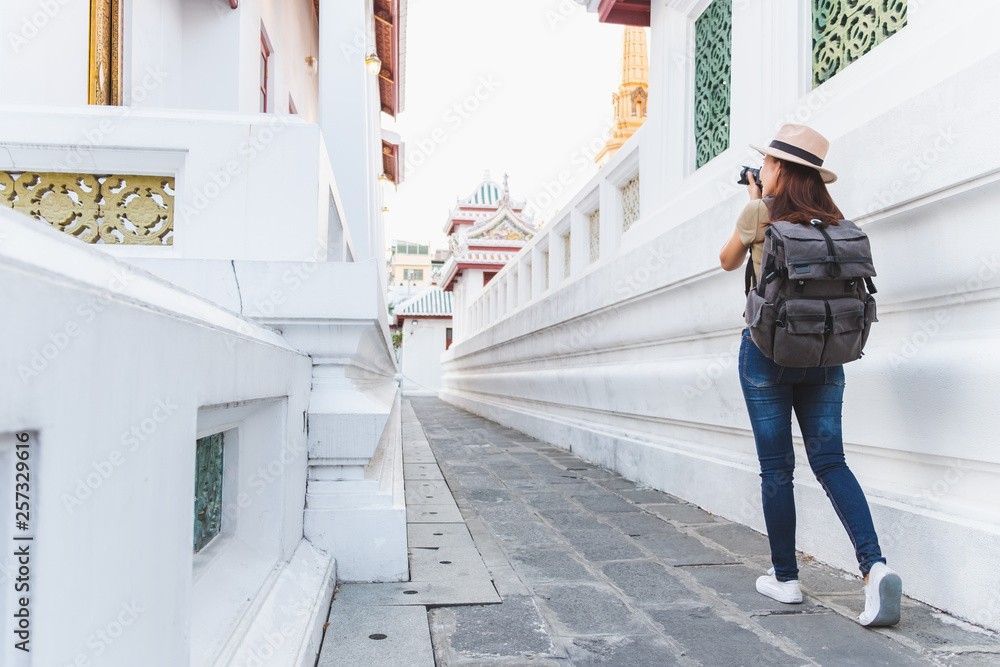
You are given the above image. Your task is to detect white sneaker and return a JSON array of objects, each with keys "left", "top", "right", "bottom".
[
  {"left": 858, "top": 562, "right": 902, "bottom": 627},
  {"left": 755, "top": 567, "right": 803, "bottom": 604}
]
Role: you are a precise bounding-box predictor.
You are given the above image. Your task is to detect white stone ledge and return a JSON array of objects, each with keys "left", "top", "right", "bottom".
[
  {"left": 0, "top": 209, "right": 295, "bottom": 352},
  {"left": 221, "top": 540, "right": 336, "bottom": 667}
]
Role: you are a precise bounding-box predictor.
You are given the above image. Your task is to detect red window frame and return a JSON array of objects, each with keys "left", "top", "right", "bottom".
[
  {"left": 483, "top": 271, "right": 497, "bottom": 286},
  {"left": 446, "top": 328, "right": 453, "bottom": 350}
]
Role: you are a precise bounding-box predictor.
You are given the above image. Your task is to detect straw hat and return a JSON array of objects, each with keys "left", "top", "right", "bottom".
[{"left": 750, "top": 124, "right": 837, "bottom": 183}]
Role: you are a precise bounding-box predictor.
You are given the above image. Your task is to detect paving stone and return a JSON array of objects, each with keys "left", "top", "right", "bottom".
[
  {"left": 758, "top": 610, "right": 938, "bottom": 665},
  {"left": 404, "top": 462, "right": 445, "bottom": 480},
  {"left": 614, "top": 488, "right": 678, "bottom": 505},
  {"left": 505, "top": 547, "right": 598, "bottom": 584},
  {"left": 507, "top": 452, "right": 547, "bottom": 462},
  {"left": 476, "top": 501, "right": 539, "bottom": 523},
  {"left": 593, "top": 477, "right": 640, "bottom": 491},
  {"left": 565, "top": 635, "right": 682, "bottom": 666},
  {"left": 693, "top": 521, "right": 771, "bottom": 556},
  {"left": 405, "top": 480, "right": 455, "bottom": 505},
  {"left": 409, "top": 544, "right": 495, "bottom": 586},
  {"left": 406, "top": 399, "right": 1000, "bottom": 667},
  {"left": 573, "top": 469, "right": 620, "bottom": 481},
  {"left": 452, "top": 474, "right": 507, "bottom": 491},
  {"left": 484, "top": 459, "right": 529, "bottom": 472},
  {"left": 601, "top": 511, "right": 681, "bottom": 537},
  {"left": 441, "top": 463, "right": 489, "bottom": 474},
  {"left": 404, "top": 451, "right": 439, "bottom": 464},
  {"left": 408, "top": 504, "right": 465, "bottom": 523},
  {"left": 561, "top": 529, "right": 645, "bottom": 562},
  {"left": 632, "top": 533, "right": 739, "bottom": 567},
  {"left": 576, "top": 494, "right": 644, "bottom": 513},
  {"left": 431, "top": 596, "right": 557, "bottom": 661},
  {"left": 501, "top": 478, "right": 552, "bottom": 492},
  {"left": 822, "top": 595, "right": 1000, "bottom": 651},
  {"left": 516, "top": 492, "right": 579, "bottom": 511},
  {"left": 466, "top": 488, "right": 515, "bottom": 504},
  {"left": 538, "top": 509, "right": 609, "bottom": 532},
  {"left": 602, "top": 561, "right": 699, "bottom": 607},
  {"left": 464, "top": 518, "right": 532, "bottom": 597},
  {"left": 896, "top": 604, "right": 1000, "bottom": 651},
  {"left": 553, "top": 482, "right": 611, "bottom": 497},
  {"left": 334, "top": 579, "right": 500, "bottom": 607},
  {"left": 487, "top": 517, "right": 559, "bottom": 544},
  {"left": 684, "top": 564, "right": 822, "bottom": 613},
  {"left": 536, "top": 472, "right": 589, "bottom": 484},
  {"left": 644, "top": 502, "right": 725, "bottom": 525},
  {"left": 319, "top": 604, "right": 434, "bottom": 667},
  {"left": 797, "top": 559, "right": 865, "bottom": 594},
  {"left": 535, "top": 584, "right": 647, "bottom": 636},
  {"left": 648, "top": 607, "right": 803, "bottom": 666},
  {"left": 408, "top": 522, "right": 475, "bottom": 548}
]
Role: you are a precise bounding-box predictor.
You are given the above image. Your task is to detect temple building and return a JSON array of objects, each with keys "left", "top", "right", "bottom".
[
  {"left": 438, "top": 173, "right": 538, "bottom": 341},
  {"left": 395, "top": 285, "right": 453, "bottom": 395},
  {"left": 594, "top": 26, "right": 649, "bottom": 166}
]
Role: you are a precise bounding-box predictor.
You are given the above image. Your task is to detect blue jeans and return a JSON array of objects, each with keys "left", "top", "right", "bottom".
[{"left": 739, "top": 329, "right": 885, "bottom": 582}]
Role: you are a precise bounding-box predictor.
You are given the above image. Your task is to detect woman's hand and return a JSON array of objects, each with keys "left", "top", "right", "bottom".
[{"left": 746, "top": 171, "right": 762, "bottom": 201}]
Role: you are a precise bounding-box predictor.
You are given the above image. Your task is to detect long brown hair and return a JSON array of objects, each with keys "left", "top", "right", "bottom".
[{"left": 767, "top": 159, "right": 843, "bottom": 226}]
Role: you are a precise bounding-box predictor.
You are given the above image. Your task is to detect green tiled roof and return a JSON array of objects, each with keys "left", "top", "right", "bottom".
[{"left": 396, "top": 287, "right": 452, "bottom": 317}]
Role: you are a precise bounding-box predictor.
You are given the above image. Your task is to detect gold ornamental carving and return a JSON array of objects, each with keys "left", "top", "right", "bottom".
[
  {"left": 1, "top": 171, "right": 174, "bottom": 245},
  {"left": 89, "top": 0, "right": 123, "bottom": 105}
]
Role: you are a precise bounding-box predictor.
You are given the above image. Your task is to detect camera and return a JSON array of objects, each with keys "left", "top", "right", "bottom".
[{"left": 737, "top": 165, "right": 761, "bottom": 188}]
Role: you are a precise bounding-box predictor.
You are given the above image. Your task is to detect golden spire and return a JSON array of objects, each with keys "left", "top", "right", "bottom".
[
  {"left": 621, "top": 26, "right": 648, "bottom": 88},
  {"left": 595, "top": 27, "right": 649, "bottom": 167}
]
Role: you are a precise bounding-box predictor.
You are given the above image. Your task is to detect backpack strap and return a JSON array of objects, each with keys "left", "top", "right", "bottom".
[{"left": 744, "top": 254, "right": 756, "bottom": 296}]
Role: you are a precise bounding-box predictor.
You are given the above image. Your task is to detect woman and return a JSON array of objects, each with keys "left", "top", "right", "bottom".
[{"left": 719, "top": 124, "right": 902, "bottom": 627}]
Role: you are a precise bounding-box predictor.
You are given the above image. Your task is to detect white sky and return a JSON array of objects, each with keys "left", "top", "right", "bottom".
[{"left": 383, "top": 0, "right": 628, "bottom": 252}]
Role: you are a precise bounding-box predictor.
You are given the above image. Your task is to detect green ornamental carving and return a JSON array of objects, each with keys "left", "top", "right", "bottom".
[
  {"left": 694, "top": 0, "right": 732, "bottom": 168},
  {"left": 813, "top": 0, "right": 907, "bottom": 88},
  {"left": 193, "top": 432, "right": 224, "bottom": 552}
]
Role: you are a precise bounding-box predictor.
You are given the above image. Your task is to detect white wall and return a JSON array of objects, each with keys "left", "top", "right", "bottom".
[
  {"left": 0, "top": 0, "right": 319, "bottom": 119},
  {"left": 0, "top": 209, "right": 331, "bottom": 667},
  {"left": 318, "top": 0, "right": 383, "bottom": 263},
  {"left": 0, "top": 106, "right": 354, "bottom": 264},
  {"left": 442, "top": 0, "right": 1000, "bottom": 631},
  {"left": 0, "top": 0, "right": 90, "bottom": 105},
  {"left": 400, "top": 317, "right": 452, "bottom": 395}
]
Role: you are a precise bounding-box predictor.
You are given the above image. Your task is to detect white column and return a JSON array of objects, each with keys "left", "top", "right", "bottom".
[
  {"left": 570, "top": 208, "right": 589, "bottom": 276},
  {"left": 519, "top": 257, "right": 531, "bottom": 304},
  {"left": 731, "top": 0, "right": 811, "bottom": 146},
  {"left": 599, "top": 178, "right": 622, "bottom": 256},
  {"left": 639, "top": 0, "right": 668, "bottom": 217},
  {"left": 551, "top": 223, "right": 568, "bottom": 284},
  {"left": 643, "top": 2, "right": 695, "bottom": 219},
  {"left": 318, "top": 0, "right": 377, "bottom": 261},
  {"left": 532, "top": 245, "right": 547, "bottom": 296}
]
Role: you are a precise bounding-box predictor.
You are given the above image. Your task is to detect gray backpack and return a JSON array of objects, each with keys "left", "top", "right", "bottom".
[{"left": 745, "top": 219, "right": 878, "bottom": 367}]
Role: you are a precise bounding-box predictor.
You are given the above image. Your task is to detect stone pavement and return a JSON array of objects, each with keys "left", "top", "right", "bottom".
[{"left": 323, "top": 398, "right": 1000, "bottom": 666}]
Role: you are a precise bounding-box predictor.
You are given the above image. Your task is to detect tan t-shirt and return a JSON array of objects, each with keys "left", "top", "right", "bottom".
[{"left": 735, "top": 198, "right": 771, "bottom": 279}]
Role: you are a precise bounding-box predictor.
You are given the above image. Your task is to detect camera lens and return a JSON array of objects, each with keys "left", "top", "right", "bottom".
[{"left": 737, "top": 166, "right": 761, "bottom": 187}]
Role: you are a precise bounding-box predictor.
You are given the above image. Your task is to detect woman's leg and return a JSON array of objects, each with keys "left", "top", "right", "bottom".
[
  {"left": 739, "top": 331, "right": 798, "bottom": 581},
  {"left": 793, "top": 366, "right": 885, "bottom": 576}
]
